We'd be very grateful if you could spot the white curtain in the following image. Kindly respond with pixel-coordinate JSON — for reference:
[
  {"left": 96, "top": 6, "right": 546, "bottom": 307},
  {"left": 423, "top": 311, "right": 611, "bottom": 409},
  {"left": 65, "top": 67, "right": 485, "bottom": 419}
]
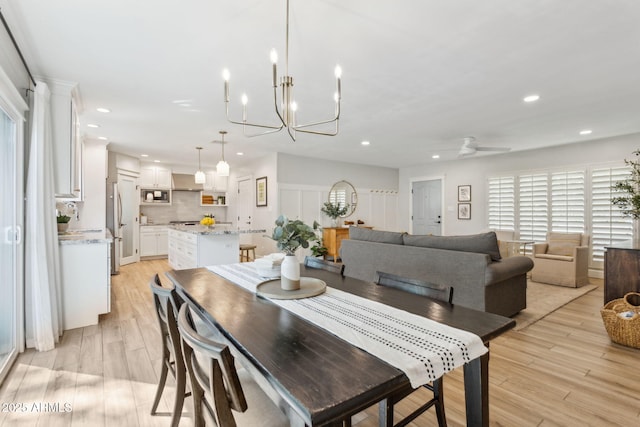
[{"left": 24, "top": 81, "right": 62, "bottom": 351}]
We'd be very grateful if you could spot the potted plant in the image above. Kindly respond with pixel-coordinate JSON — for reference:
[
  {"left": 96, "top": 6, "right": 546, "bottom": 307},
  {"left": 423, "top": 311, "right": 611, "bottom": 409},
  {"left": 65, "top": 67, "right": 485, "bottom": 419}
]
[
  {"left": 612, "top": 150, "right": 640, "bottom": 239},
  {"left": 269, "top": 215, "right": 320, "bottom": 290},
  {"left": 321, "top": 201, "right": 349, "bottom": 227},
  {"left": 310, "top": 224, "right": 328, "bottom": 257},
  {"left": 57, "top": 213, "right": 71, "bottom": 233}
]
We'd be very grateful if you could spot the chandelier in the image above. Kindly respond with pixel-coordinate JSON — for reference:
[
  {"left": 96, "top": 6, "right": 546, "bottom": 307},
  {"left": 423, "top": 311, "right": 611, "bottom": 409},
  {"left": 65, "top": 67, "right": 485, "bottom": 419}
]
[
  {"left": 194, "top": 147, "right": 205, "bottom": 184},
  {"left": 223, "top": 0, "right": 342, "bottom": 142},
  {"left": 215, "top": 131, "right": 230, "bottom": 177}
]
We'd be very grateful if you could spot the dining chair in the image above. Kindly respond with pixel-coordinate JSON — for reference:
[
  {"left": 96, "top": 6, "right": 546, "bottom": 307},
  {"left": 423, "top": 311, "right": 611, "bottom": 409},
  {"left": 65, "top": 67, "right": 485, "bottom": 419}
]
[
  {"left": 303, "top": 255, "right": 345, "bottom": 276},
  {"left": 149, "top": 274, "right": 189, "bottom": 427},
  {"left": 177, "top": 303, "right": 289, "bottom": 427},
  {"left": 374, "top": 270, "right": 453, "bottom": 427}
]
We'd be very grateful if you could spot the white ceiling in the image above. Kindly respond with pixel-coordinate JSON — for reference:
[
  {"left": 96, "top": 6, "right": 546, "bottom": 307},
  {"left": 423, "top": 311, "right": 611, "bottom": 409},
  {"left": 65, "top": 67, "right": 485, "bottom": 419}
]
[{"left": 4, "top": 0, "right": 640, "bottom": 170}]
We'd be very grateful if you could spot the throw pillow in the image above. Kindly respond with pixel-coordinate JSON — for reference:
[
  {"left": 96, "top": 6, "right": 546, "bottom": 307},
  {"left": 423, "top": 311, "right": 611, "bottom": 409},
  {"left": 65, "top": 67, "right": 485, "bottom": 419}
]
[
  {"left": 348, "top": 227, "right": 406, "bottom": 245},
  {"left": 546, "top": 232, "right": 582, "bottom": 256},
  {"left": 403, "top": 232, "right": 502, "bottom": 261}
]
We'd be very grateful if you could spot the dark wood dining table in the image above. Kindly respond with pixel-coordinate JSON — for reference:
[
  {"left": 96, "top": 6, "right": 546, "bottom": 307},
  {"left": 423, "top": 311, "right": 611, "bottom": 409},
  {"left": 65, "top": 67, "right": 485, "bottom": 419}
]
[{"left": 166, "top": 265, "right": 515, "bottom": 427}]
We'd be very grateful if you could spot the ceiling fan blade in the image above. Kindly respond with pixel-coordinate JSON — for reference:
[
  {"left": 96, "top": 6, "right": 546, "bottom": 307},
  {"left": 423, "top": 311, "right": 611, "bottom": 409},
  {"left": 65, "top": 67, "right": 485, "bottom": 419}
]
[{"left": 474, "top": 146, "right": 511, "bottom": 152}]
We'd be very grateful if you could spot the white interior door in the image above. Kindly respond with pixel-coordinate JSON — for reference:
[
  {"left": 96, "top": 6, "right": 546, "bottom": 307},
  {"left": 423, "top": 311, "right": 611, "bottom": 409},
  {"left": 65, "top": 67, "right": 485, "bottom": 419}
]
[
  {"left": 0, "top": 103, "right": 23, "bottom": 384},
  {"left": 117, "top": 173, "right": 139, "bottom": 265},
  {"left": 237, "top": 177, "right": 252, "bottom": 245},
  {"left": 412, "top": 179, "right": 442, "bottom": 235}
]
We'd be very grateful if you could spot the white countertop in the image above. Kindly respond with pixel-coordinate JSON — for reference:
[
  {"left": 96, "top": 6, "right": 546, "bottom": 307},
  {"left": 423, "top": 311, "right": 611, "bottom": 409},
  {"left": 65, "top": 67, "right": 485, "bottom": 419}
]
[
  {"left": 168, "top": 224, "right": 266, "bottom": 236},
  {"left": 58, "top": 229, "right": 113, "bottom": 245}
]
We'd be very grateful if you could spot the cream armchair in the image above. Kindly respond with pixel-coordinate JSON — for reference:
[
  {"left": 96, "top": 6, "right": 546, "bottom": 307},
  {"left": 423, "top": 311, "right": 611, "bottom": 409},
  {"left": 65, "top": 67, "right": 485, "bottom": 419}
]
[{"left": 530, "top": 232, "right": 590, "bottom": 287}]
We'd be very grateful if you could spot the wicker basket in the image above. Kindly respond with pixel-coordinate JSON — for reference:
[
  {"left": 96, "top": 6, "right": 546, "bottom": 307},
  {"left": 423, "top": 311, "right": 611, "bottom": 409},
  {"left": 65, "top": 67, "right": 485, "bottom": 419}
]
[{"left": 600, "top": 292, "right": 640, "bottom": 349}]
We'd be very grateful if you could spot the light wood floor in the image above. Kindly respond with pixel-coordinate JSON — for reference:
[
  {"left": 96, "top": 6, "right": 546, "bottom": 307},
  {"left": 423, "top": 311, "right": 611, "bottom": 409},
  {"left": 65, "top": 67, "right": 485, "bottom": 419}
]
[{"left": 1, "top": 259, "right": 639, "bottom": 426}]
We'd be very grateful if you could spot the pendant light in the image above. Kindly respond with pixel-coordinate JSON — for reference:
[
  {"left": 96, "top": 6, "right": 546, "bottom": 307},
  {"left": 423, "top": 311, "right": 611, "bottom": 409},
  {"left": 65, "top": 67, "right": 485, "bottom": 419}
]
[
  {"left": 194, "top": 147, "right": 206, "bottom": 184},
  {"left": 216, "top": 131, "right": 230, "bottom": 177}
]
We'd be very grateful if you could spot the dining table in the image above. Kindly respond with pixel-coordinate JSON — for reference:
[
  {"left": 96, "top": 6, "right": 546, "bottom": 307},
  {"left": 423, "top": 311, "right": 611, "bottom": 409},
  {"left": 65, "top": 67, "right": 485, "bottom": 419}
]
[{"left": 166, "top": 264, "right": 515, "bottom": 427}]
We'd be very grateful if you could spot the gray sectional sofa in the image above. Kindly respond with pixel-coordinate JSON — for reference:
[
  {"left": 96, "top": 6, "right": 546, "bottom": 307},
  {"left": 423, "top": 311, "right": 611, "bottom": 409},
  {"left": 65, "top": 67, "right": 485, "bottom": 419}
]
[{"left": 340, "top": 228, "right": 534, "bottom": 317}]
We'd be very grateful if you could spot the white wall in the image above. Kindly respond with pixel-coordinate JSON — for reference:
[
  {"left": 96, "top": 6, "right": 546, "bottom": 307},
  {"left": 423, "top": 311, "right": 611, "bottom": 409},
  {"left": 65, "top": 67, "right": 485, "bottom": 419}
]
[
  {"left": 399, "top": 133, "right": 640, "bottom": 235},
  {"left": 226, "top": 152, "right": 279, "bottom": 255}
]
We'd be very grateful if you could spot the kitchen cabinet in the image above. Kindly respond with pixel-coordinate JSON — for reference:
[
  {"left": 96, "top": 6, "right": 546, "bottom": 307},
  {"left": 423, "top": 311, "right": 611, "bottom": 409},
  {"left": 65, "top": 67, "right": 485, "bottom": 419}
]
[
  {"left": 204, "top": 171, "right": 228, "bottom": 192},
  {"left": 140, "top": 225, "right": 169, "bottom": 257},
  {"left": 139, "top": 164, "right": 172, "bottom": 188},
  {"left": 59, "top": 238, "right": 111, "bottom": 330},
  {"left": 50, "top": 80, "right": 83, "bottom": 199}
]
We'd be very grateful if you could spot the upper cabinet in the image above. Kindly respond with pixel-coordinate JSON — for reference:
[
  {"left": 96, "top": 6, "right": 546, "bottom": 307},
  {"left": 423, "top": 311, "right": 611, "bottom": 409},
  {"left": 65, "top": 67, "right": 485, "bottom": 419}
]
[
  {"left": 204, "top": 171, "right": 228, "bottom": 192},
  {"left": 139, "top": 164, "right": 172, "bottom": 188},
  {"left": 50, "top": 80, "right": 83, "bottom": 199}
]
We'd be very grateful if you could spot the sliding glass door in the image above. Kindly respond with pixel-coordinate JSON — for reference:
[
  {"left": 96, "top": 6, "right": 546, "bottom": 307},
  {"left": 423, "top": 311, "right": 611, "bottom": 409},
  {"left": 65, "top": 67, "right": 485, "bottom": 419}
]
[{"left": 0, "top": 102, "right": 22, "bottom": 384}]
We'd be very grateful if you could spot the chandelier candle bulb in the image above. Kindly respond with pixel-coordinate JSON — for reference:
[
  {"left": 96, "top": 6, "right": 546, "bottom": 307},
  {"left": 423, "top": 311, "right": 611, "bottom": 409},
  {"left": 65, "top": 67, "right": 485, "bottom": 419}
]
[{"left": 223, "top": 69, "right": 230, "bottom": 102}]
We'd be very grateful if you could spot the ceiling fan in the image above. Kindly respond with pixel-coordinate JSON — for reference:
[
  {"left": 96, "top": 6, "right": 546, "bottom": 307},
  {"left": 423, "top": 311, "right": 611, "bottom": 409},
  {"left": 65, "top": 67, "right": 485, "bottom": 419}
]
[{"left": 458, "top": 136, "right": 511, "bottom": 157}]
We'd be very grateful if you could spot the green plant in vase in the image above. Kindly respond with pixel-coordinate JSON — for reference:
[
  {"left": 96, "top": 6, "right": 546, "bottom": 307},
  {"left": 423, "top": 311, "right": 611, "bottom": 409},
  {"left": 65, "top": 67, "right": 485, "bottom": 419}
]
[
  {"left": 57, "top": 213, "right": 71, "bottom": 232},
  {"left": 321, "top": 201, "right": 349, "bottom": 227},
  {"left": 269, "top": 215, "right": 320, "bottom": 290}
]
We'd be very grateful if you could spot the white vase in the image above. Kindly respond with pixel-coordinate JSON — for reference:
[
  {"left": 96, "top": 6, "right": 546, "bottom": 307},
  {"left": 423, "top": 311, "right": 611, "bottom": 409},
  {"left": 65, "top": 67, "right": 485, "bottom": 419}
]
[
  {"left": 634, "top": 218, "right": 640, "bottom": 242},
  {"left": 281, "top": 255, "right": 301, "bottom": 291},
  {"left": 331, "top": 217, "right": 339, "bottom": 228}
]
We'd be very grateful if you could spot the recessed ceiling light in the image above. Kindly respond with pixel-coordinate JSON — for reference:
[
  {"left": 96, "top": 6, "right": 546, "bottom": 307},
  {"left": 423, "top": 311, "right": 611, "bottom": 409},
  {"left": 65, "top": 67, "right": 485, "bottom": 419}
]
[
  {"left": 361, "top": 140, "right": 370, "bottom": 146},
  {"left": 98, "top": 136, "right": 108, "bottom": 141},
  {"left": 579, "top": 129, "right": 593, "bottom": 135},
  {"left": 432, "top": 154, "right": 440, "bottom": 159},
  {"left": 96, "top": 107, "right": 111, "bottom": 113},
  {"left": 141, "top": 154, "right": 149, "bottom": 157},
  {"left": 236, "top": 152, "right": 244, "bottom": 156},
  {"left": 87, "top": 123, "right": 100, "bottom": 128},
  {"left": 523, "top": 94, "right": 540, "bottom": 103},
  {"left": 153, "top": 160, "right": 161, "bottom": 163}
]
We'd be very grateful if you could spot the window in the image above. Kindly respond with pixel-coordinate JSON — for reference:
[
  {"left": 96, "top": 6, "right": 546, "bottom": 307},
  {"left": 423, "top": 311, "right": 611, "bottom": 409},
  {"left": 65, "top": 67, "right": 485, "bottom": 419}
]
[
  {"left": 591, "top": 167, "right": 633, "bottom": 264},
  {"left": 551, "top": 171, "right": 584, "bottom": 233},
  {"left": 519, "top": 173, "right": 548, "bottom": 242},
  {"left": 487, "top": 176, "right": 515, "bottom": 230},
  {"left": 488, "top": 165, "right": 630, "bottom": 267}
]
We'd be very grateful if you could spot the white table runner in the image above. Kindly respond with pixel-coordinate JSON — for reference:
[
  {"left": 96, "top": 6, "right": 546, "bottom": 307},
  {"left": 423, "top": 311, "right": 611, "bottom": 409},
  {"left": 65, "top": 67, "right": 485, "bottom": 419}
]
[{"left": 207, "top": 263, "right": 488, "bottom": 388}]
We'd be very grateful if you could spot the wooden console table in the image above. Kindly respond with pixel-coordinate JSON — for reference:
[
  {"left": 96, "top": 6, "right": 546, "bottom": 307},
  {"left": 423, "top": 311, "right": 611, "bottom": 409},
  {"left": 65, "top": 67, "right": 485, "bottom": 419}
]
[
  {"left": 323, "top": 226, "right": 372, "bottom": 261},
  {"left": 604, "top": 240, "right": 640, "bottom": 303}
]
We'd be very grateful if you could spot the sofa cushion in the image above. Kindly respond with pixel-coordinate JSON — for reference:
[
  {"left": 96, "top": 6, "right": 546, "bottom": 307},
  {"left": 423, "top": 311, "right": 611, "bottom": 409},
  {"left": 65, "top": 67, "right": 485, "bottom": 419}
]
[
  {"left": 546, "top": 232, "right": 582, "bottom": 256},
  {"left": 403, "top": 232, "right": 502, "bottom": 261},
  {"left": 348, "top": 227, "right": 406, "bottom": 245},
  {"left": 536, "top": 253, "right": 574, "bottom": 262}
]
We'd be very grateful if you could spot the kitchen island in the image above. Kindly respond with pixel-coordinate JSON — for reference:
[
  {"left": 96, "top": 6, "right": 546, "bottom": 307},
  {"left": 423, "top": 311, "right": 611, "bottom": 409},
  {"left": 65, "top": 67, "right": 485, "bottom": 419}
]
[{"left": 168, "top": 224, "right": 266, "bottom": 270}]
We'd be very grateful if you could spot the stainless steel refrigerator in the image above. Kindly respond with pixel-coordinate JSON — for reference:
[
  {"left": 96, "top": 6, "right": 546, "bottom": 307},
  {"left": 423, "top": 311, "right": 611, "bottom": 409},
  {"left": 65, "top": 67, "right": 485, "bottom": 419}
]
[{"left": 106, "top": 181, "right": 121, "bottom": 274}]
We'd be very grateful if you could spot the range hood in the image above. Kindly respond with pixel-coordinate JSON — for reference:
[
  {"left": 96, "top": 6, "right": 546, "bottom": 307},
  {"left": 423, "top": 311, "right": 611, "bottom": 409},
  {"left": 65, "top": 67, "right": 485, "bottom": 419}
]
[{"left": 172, "top": 173, "right": 203, "bottom": 191}]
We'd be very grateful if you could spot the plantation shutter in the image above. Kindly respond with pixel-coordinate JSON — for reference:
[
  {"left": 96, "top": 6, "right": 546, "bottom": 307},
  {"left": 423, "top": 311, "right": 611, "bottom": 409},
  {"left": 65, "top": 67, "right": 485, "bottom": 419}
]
[
  {"left": 329, "top": 189, "right": 347, "bottom": 210},
  {"left": 551, "top": 170, "right": 585, "bottom": 232},
  {"left": 487, "top": 176, "right": 515, "bottom": 230},
  {"left": 591, "top": 166, "right": 633, "bottom": 264},
  {"left": 519, "top": 173, "right": 548, "bottom": 241}
]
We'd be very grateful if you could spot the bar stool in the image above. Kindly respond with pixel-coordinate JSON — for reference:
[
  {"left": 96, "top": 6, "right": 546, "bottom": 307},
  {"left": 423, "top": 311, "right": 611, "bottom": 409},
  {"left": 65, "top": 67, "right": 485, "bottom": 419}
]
[{"left": 239, "top": 244, "right": 256, "bottom": 262}]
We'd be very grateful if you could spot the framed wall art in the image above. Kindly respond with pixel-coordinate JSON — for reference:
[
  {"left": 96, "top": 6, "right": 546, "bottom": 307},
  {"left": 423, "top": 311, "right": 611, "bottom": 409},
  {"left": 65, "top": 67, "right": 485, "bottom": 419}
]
[
  {"left": 458, "top": 203, "right": 471, "bottom": 220},
  {"left": 458, "top": 185, "right": 471, "bottom": 202},
  {"left": 256, "top": 176, "right": 268, "bottom": 207}
]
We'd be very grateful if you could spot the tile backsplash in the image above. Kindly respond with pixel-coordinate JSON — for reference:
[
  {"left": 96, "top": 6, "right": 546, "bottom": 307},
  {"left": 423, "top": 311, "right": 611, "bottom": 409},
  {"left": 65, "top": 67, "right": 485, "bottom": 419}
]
[{"left": 140, "top": 191, "right": 230, "bottom": 225}]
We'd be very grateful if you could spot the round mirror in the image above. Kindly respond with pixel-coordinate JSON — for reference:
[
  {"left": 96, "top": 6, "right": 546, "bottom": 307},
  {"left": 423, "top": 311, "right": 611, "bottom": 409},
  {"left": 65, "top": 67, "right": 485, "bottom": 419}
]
[{"left": 328, "top": 180, "right": 357, "bottom": 217}]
